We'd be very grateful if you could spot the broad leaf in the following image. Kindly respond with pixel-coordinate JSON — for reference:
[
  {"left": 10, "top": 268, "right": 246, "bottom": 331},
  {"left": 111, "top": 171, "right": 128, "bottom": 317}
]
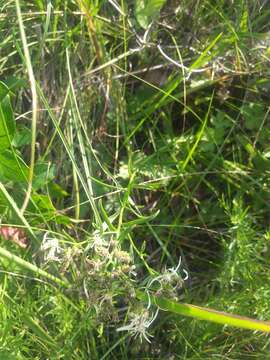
[
  {"left": 32, "top": 193, "right": 56, "bottom": 214},
  {"left": 241, "top": 102, "right": 265, "bottom": 130},
  {"left": 135, "top": 0, "right": 166, "bottom": 29},
  {"left": 0, "top": 150, "right": 28, "bottom": 182},
  {"left": 32, "top": 162, "right": 56, "bottom": 190},
  {"left": 12, "top": 126, "right": 32, "bottom": 148}
]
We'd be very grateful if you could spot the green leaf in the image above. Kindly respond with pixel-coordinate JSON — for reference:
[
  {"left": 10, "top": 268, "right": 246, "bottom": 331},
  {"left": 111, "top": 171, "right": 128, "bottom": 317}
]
[
  {"left": 0, "top": 82, "right": 15, "bottom": 151},
  {"left": 4, "top": 77, "right": 27, "bottom": 94},
  {"left": 135, "top": 0, "right": 166, "bottom": 29},
  {"left": 21, "top": 314, "right": 57, "bottom": 349},
  {"left": 32, "top": 162, "right": 55, "bottom": 190},
  {"left": 137, "top": 291, "right": 270, "bottom": 333},
  {"left": 30, "top": 193, "right": 70, "bottom": 224},
  {"left": 211, "top": 111, "right": 231, "bottom": 129},
  {"left": 0, "top": 182, "right": 37, "bottom": 240},
  {"left": 0, "top": 82, "right": 10, "bottom": 101},
  {"left": 32, "top": 193, "right": 56, "bottom": 214},
  {"left": 0, "top": 189, "right": 9, "bottom": 214},
  {"left": 54, "top": 214, "right": 72, "bottom": 225},
  {"left": 0, "top": 351, "right": 22, "bottom": 360},
  {"left": 48, "top": 182, "right": 69, "bottom": 199},
  {"left": 252, "top": 151, "right": 270, "bottom": 171},
  {"left": 240, "top": 9, "right": 248, "bottom": 32},
  {"left": 12, "top": 126, "right": 32, "bottom": 148},
  {"left": 241, "top": 102, "right": 265, "bottom": 130},
  {"left": 0, "top": 150, "right": 28, "bottom": 182},
  {"left": 0, "top": 245, "right": 68, "bottom": 287},
  {"left": 190, "top": 32, "right": 223, "bottom": 70},
  {"left": 33, "top": 0, "right": 45, "bottom": 11}
]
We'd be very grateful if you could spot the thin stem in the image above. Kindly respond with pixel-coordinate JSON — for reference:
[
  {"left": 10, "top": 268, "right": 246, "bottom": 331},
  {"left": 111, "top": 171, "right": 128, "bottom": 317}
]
[{"left": 15, "top": 0, "right": 38, "bottom": 215}]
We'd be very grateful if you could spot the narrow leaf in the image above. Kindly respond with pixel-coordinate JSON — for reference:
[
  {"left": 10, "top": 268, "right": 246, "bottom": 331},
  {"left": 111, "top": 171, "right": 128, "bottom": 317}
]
[
  {"left": 0, "top": 82, "right": 15, "bottom": 151},
  {"left": 137, "top": 291, "right": 270, "bottom": 333},
  {"left": 0, "top": 246, "right": 69, "bottom": 288},
  {"left": 21, "top": 314, "right": 57, "bottom": 349}
]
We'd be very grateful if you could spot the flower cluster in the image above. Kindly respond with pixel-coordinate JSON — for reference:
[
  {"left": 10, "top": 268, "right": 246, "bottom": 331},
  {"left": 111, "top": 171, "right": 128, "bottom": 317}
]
[
  {"left": 147, "top": 257, "right": 189, "bottom": 296},
  {"left": 117, "top": 257, "right": 189, "bottom": 342}
]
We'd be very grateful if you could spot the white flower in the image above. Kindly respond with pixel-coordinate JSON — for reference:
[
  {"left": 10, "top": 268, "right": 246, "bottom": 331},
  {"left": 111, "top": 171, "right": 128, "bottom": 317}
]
[
  {"left": 147, "top": 257, "right": 189, "bottom": 292},
  {"left": 89, "top": 230, "right": 111, "bottom": 256},
  {"left": 40, "top": 232, "right": 63, "bottom": 263},
  {"left": 117, "top": 308, "right": 159, "bottom": 343}
]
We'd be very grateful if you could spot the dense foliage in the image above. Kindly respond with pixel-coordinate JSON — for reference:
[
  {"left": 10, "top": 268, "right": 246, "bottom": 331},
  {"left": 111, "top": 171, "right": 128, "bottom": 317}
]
[{"left": 0, "top": 1, "right": 270, "bottom": 358}]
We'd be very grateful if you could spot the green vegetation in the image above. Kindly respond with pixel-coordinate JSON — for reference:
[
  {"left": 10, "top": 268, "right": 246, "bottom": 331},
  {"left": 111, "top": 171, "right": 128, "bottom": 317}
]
[{"left": 0, "top": 0, "right": 270, "bottom": 358}]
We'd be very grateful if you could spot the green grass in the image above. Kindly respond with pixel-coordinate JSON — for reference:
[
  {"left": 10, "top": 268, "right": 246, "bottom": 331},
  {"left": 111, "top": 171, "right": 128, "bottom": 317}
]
[{"left": 0, "top": 0, "right": 270, "bottom": 358}]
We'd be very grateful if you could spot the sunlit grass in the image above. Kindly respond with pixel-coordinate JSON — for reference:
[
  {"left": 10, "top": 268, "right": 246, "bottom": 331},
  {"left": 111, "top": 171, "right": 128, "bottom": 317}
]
[{"left": 0, "top": 0, "right": 270, "bottom": 358}]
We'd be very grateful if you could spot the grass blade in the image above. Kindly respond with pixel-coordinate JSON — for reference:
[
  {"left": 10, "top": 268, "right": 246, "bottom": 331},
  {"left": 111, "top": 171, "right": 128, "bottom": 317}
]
[
  {"left": 0, "top": 246, "right": 69, "bottom": 288},
  {"left": 137, "top": 291, "right": 270, "bottom": 333}
]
